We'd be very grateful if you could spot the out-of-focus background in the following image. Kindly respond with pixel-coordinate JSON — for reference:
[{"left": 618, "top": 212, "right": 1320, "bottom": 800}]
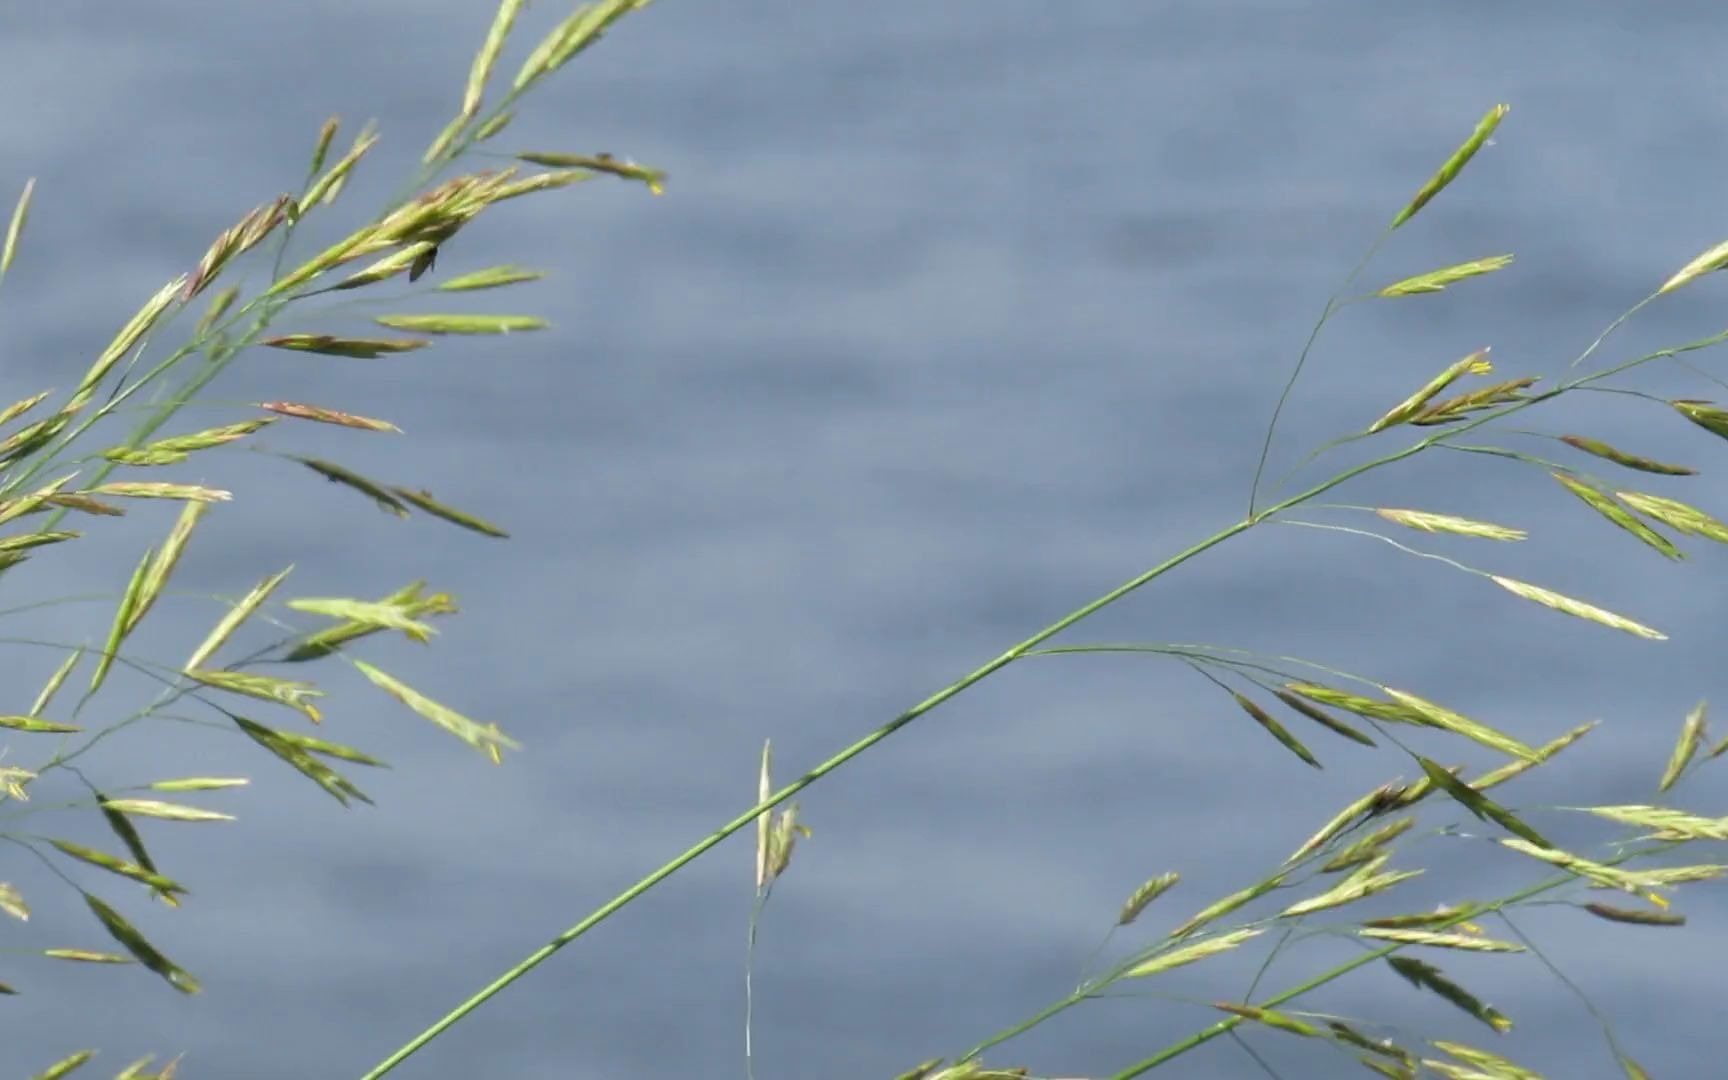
[{"left": 2, "top": 3, "right": 1726, "bottom": 1077}]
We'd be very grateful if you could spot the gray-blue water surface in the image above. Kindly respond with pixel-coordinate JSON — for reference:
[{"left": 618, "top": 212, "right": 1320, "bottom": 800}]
[{"left": 2, "top": 2, "right": 1726, "bottom": 1077}]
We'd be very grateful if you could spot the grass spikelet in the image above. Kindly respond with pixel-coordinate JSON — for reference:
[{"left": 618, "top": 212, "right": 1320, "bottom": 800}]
[
  {"left": 1550, "top": 472, "right": 1681, "bottom": 560},
  {"left": 28, "top": 1050, "right": 96, "bottom": 1079},
  {"left": 1374, "top": 508, "right": 1526, "bottom": 541},
  {"left": 437, "top": 265, "right": 545, "bottom": 291},
  {"left": 1658, "top": 238, "right": 1728, "bottom": 295},
  {"left": 1658, "top": 700, "right": 1708, "bottom": 792},
  {"left": 185, "top": 669, "right": 324, "bottom": 724},
  {"left": 195, "top": 286, "right": 239, "bottom": 337},
  {"left": 233, "top": 716, "right": 372, "bottom": 807},
  {"left": 1, "top": 177, "right": 33, "bottom": 279},
  {"left": 1118, "top": 872, "right": 1180, "bottom": 926},
  {"left": 31, "top": 647, "right": 82, "bottom": 717},
  {"left": 83, "top": 894, "right": 199, "bottom": 994},
  {"left": 1497, "top": 838, "right": 1712, "bottom": 901},
  {"left": 1576, "top": 804, "right": 1728, "bottom": 841},
  {"left": 1488, "top": 575, "right": 1665, "bottom": 640},
  {"left": 352, "top": 659, "right": 518, "bottom": 762},
  {"left": 184, "top": 194, "right": 293, "bottom": 299},
  {"left": 1272, "top": 689, "right": 1377, "bottom": 746},
  {"left": 1390, "top": 104, "right": 1509, "bottom": 229},
  {"left": 1376, "top": 255, "right": 1514, "bottom": 297},
  {"left": 308, "top": 116, "right": 340, "bottom": 176},
  {"left": 1211, "top": 1002, "right": 1321, "bottom": 1038},
  {"left": 91, "top": 548, "right": 152, "bottom": 693},
  {"left": 1614, "top": 490, "right": 1728, "bottom": 544},
  {"left": 1416, "top": 756, "right": 1551, "bottom": 847},
  {"left": 1410, "top": 376, "right": 1539, "bottom": 425},
  {"left": 389, "top": 487, "right": 510, "bottom": 538},
  {"left": 284, "top": 581, "right": 455, "bottom": 661},
  {"left": 1168, "top": 875, "right": 1286, "bottom": 938},
  {"left": 1387, "top": 956, "right": 1513, "bottom": 1033},
  {"left": 1582, "top": 902, "right": 1686, "bottom": 927},
  {"left": 1382, "top": 688, "right": 1539, "bottom": 761},
  {"left": 515, "top": 151, "right": 667, "bottom": 195},
  {"left": 1358, "top": 927, "right": 1524, "bottom": 953},
  {"left": 762, "top": 803, "right": 809, "bottom": 885},
  {"left": 1672, "top": 397, "right": 1728, "bottom": 440},
  {"left": 1124, "top": 928, "right": 1262, "bottom": 979},
  {"left": 185, "top": 567, "right": 294, "bottom": 671},
  {"left": 755, "top": 740, "right": 773, "bottom": 890},
  {"left": 512, "top": 0, "right": 654, "bottom": 91},
  {"left": 68, "top": 276, "right": 186, "bottom": 411},
  {"left": 1363, "top": 905, "right": 1478, "bottom": 930},
  {"left": 288, "top": 456, "right": 409, "bottom": 517},
  {"left": 1232, "top": 692, "right": 1321, "bottom": 768},
  {"left": 1280, "top": 858, "right": 1421, "bottom": 917},
  {"left": 372, "top": 313, "right": 548, "bottom": 335},
  {"left": 1471, "top": 721, "right": 1596, "bottom": 792},
  {"left": 0, "top": 715, "right": 80, "bottom": 733},
  {"left": 1368, "top": 349, "right": 1493, "bottom": 434},
  {"left": 263, "top": 334, "right": 432, "bottom": 358},
  {"left": 1321, "top": 816, "right": 1415, "bottom": 873},
  {"left": 300, "top": 123, "right": 379, "bottom": 213},
  {"left": 1328, "top": 1021, "right": 1417, "bottom": 1068},
  {"left": 97, "top": 798, "right": 234, "bottom": 823},
  {"left": 259, "top": 401, "right": 399, "bottom": 433},
  {"left": 91, "top": 482, "right": 230, "bottom": 503},
  {"left": 287, "top": 597, "right": 437, "bottom": 643},
  {"left": 103, "top": 419, "right": 274, "bottom": 467},
  {"left": 0, "top": 388, "right": 51, "bottom": 429},
  {"left": 1283, "top": 682, "right": 1428, "bottom": 724},
  {"left": 126, "top": 501, "right": 208, "bottom": 634},
  {"left": 1560, "top": 435, "right": 1695, "bottom": 476},
  {"left": 1427, "top": 1041, "right": 1538, "bottom": 1079},
  {"left": 1287, "top": 783, "right": 1399, "bottom": 865}
]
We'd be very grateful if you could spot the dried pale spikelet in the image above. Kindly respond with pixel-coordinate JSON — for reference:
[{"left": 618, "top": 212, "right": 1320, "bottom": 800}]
[
  {"left": 1375, "top": 508, "right": 1525, "bottom": 541},
  {"left": 1321, "top": 816, "right": 1415, "bottom": 873},
  {"left": 763, "top": 804, "right": 809, "bottom": 884},
  {"left": 1635, "top": 864, "right": 1727, "bottom": 886},
  {"left": 1471, "top": 720, "right": 1596, "bottom": 791},
  {"left": 1212, "top": 1002, "right": 1321, "bottom": 1038},
  {"left": 1658, "top": 700, "right": 1708, "bottom": 792},
  {"left": 1124, "top": 928, "right": 1262, "bottom": 979},
  {"left": 1658, "top": 237, "right": 1728, "bottom": 295},
  {"left": 90, "top": 799, "right": 234, "bottom": 824},
  {"left": 259, "top": 401, "right": 400, "bottom": 432},
  {"left": 1560, "top": 434, "right": 1695, "bottom": 476},
  {"left": 1270, "top": 689, "right": 1376, "bottom": 746},
  {"left": 1168, "top": 875, "right": 1286, "bottom": 938},
  {"left": 287, "top": 599, "right": 437, "bottom": 643},
  {"left": 92, "top": 482, "right": 231, "bottom": 502},
  {"left": 1578, "top": 805, "right": 1728, "bottom": 841},
  {"left": 1551, "top": 472, "right": 1682, "bottom": 560},
  {"left": 1391, "top": 104, "right": 1509, "bottom": 229},
  {"left": 1368, "top": 349, "right": 1492, "bottom": 434},
  {"left": 1615, "top": 490, "right": 1728, "bottom": 544},
  {"left": 0, "top": 881, "right": 28, "bottom": 919},
  {"left": 755, "top": 740, "right": 772, "bottom": 890},
  {"left": 1387, "top": 956, "right": 1513, "bottom": 1033},
  {"left": 148, "top": 778, "right": 249, "bottom": 793},
  {"left": 1358, "top": 927, "right": 1524, "bottom": 953},
  {"left": 1, "top": 176, "right": 34, "bottom": 277},
  {"left": 1233, "top": 692, "right": 1321, "bottom": 768},
  {"left": 1117, "top": 871, "right": 1179, "bottom": 926},
  {"left": 1583, "top": 902, "right": 1686, "bottom": 927},
  {"left": 1409, "top": 376, "right": 1539, "bottom": 425},
  {"left": 31, "top": 647, "right": 82, "bottom": 717},
  {"left": 1488, "top": 575, "right": 1665, "bottom": 640},
  {"left": 1279, "top": 860, "right": 1421, "bottom": 917},
  {"left": 1385, "top": 688, "right": 1539, "bottom": 761},
  {"left": 1376, "top": 255, "right": 1513, "bottom": 297}
]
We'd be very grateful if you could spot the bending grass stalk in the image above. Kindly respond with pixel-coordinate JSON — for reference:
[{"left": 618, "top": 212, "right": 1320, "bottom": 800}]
[{"left": 359, "top": 289, "right": 1702, "bottom": 1076}]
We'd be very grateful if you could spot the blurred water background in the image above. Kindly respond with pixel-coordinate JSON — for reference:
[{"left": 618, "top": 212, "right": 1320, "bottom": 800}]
[{"left": 3, "top": 3, "right": 1727, "bottom": 1077}]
